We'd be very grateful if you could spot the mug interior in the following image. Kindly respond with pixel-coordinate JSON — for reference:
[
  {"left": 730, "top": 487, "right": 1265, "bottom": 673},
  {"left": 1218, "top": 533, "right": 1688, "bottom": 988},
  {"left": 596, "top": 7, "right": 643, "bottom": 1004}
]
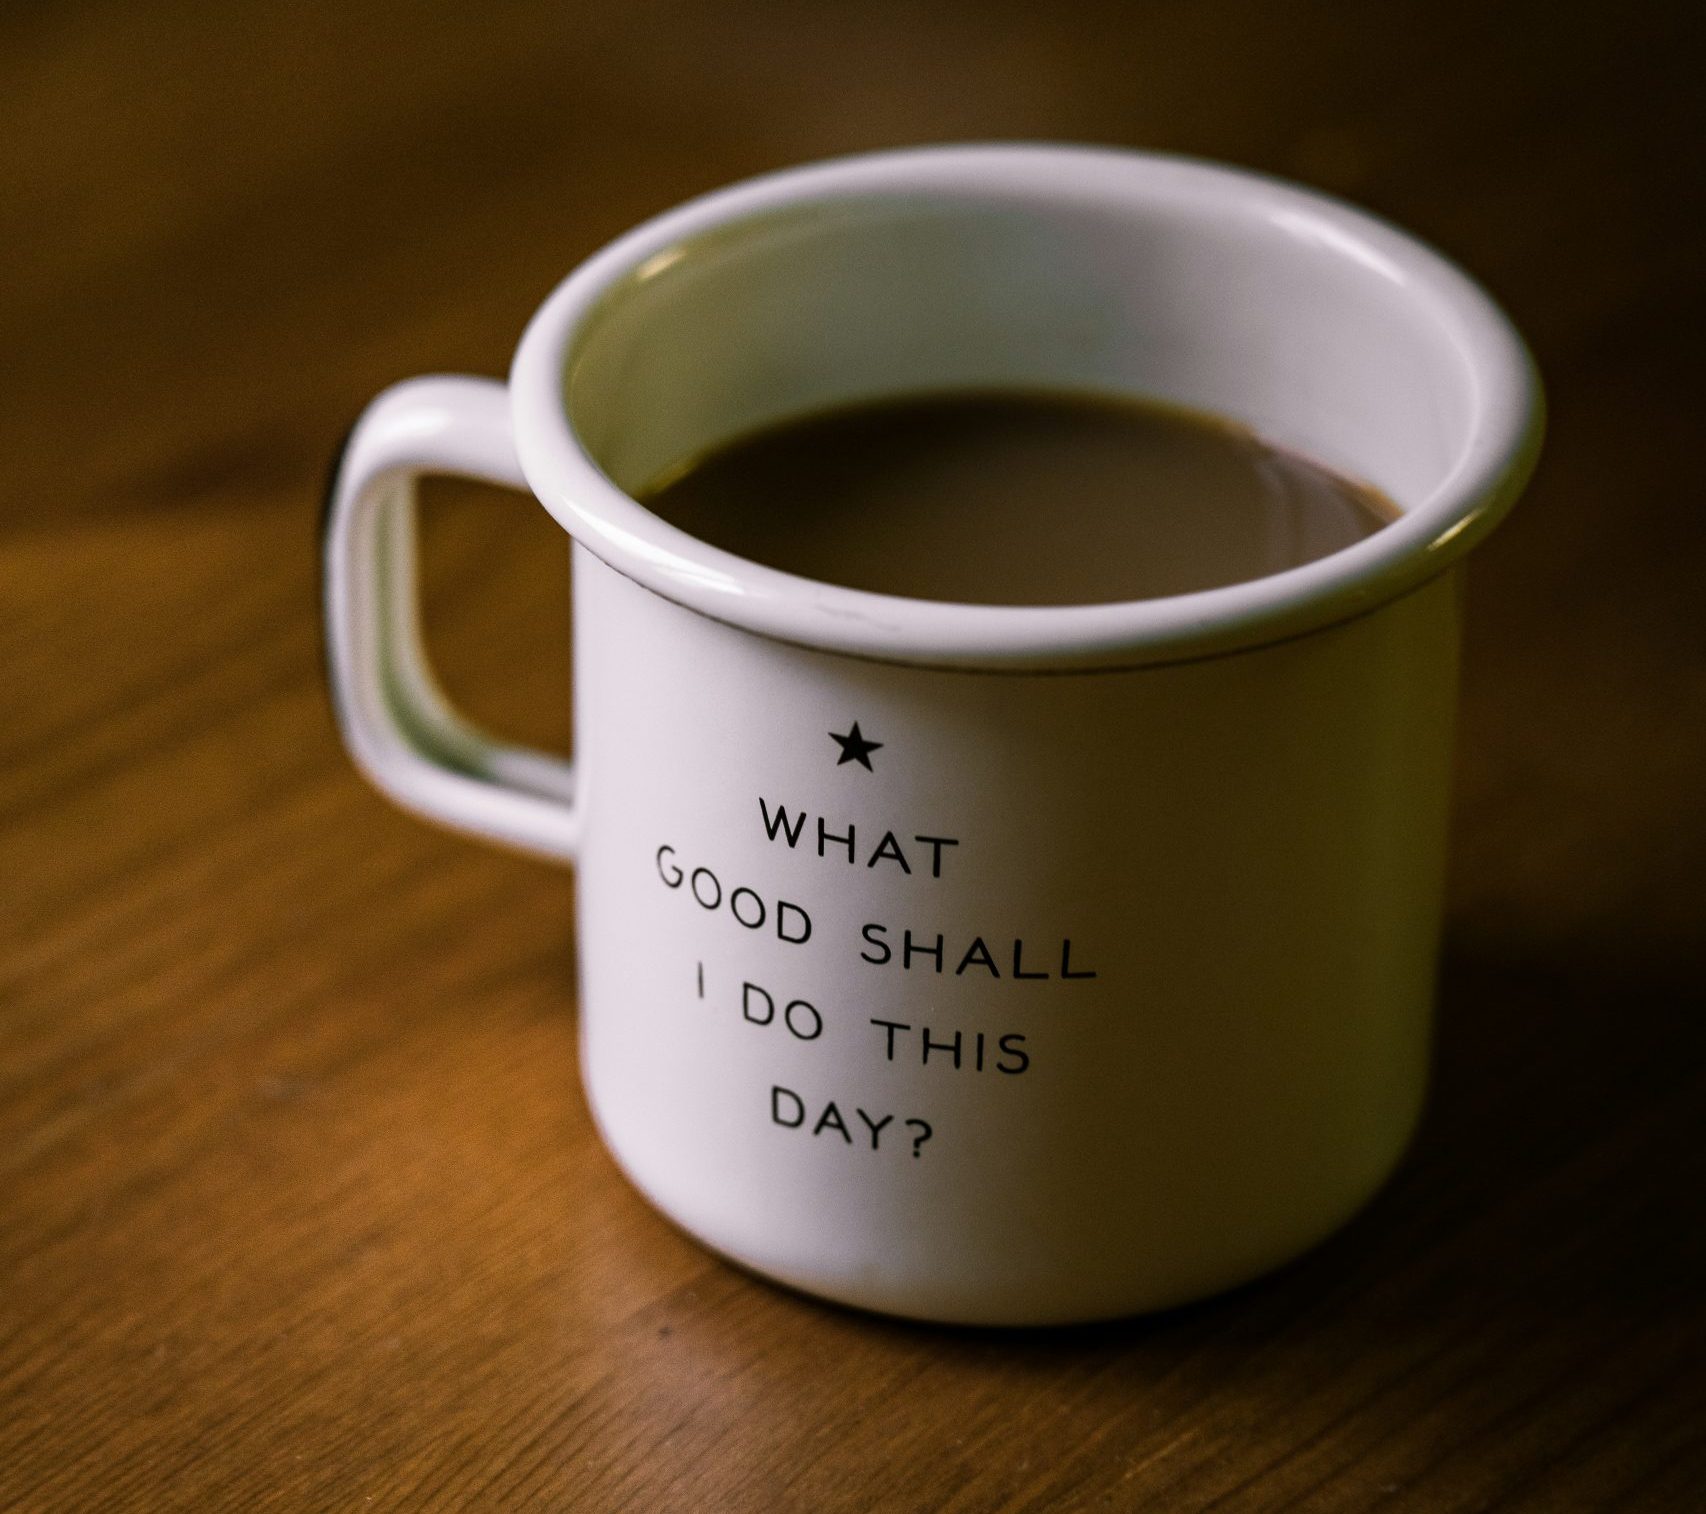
[{"left": 568, "top": 176, "right": 1475, "bottom": 513}]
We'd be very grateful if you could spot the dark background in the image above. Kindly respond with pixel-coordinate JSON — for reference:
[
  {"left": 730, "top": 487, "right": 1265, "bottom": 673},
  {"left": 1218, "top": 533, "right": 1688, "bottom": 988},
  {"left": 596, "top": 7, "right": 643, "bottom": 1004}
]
[{"left": 3, "top": 2, "right": 1703, "bottom": 1508}]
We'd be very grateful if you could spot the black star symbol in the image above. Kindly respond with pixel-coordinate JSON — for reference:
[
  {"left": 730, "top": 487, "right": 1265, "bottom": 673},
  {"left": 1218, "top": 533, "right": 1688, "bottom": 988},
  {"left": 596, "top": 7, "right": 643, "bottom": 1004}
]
[{"left": 829, "top": 722, "right": 883, "bottom": 771}]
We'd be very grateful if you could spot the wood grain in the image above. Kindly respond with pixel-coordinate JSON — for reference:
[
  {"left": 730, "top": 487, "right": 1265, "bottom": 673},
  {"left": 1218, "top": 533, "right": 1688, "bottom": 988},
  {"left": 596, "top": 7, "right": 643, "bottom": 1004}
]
[{"left": 3, "top": 1, "right": 1703, "bottom": 1508}]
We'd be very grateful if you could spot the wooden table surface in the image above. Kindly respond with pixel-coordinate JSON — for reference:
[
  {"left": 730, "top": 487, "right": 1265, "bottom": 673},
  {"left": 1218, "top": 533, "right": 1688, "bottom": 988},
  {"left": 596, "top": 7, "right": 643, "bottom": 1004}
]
[{"left": 4, "top": 2, "right": 1703, "bottom": 1508}]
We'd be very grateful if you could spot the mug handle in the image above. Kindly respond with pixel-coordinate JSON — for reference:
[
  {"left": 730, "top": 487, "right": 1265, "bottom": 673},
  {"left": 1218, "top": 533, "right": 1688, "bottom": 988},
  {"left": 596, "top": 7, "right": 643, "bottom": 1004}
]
[{"left": 321, "top": 375, "right": 581, "bottom": 864}]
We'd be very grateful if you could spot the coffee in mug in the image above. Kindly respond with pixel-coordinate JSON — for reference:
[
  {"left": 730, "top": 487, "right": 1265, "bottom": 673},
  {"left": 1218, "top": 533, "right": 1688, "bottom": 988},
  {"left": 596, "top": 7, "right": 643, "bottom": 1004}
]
[{"left": 640, "top": 389, "right": 1399, "bottom": 605}]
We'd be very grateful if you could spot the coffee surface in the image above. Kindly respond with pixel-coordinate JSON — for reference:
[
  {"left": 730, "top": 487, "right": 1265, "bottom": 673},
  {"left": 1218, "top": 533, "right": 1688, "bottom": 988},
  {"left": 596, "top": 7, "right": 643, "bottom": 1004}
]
[{"left": 639, "top": 390, "right": 1398, "bottom": 605}]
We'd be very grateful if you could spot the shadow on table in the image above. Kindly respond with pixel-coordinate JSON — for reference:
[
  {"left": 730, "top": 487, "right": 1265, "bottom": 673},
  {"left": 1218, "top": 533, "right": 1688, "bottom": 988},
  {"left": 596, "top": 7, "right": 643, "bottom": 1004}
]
[{"left": 860, "top": 934, "right": 1706, "bottom": 1365}]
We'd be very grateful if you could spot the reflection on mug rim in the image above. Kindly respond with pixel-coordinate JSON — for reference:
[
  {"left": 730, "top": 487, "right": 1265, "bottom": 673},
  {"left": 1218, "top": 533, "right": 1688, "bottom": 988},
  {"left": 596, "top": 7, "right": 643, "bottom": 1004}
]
[{"left": 510, "top": 142, "right": 1544, "bottom": 672}]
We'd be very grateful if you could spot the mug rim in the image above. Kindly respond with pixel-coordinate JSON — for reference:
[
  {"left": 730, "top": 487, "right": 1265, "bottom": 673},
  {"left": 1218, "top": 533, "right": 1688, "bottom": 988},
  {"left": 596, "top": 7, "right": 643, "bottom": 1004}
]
[{"left": 509, "top": 142, "right": 1544, "bottom": 671}]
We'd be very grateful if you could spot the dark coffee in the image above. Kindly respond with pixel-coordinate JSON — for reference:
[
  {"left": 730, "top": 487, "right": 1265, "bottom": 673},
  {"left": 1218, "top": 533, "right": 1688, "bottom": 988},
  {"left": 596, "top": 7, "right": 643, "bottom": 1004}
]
[{"left": 639, "top": 390, "right": 1398, "bottom": 605}]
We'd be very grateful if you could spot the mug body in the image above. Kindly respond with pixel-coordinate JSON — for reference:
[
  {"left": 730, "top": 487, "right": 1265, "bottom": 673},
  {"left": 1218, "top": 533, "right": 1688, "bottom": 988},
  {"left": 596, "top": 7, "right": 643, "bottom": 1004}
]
[{"left": 573, "top": 552, "right": 1461, "bottom": 1324}]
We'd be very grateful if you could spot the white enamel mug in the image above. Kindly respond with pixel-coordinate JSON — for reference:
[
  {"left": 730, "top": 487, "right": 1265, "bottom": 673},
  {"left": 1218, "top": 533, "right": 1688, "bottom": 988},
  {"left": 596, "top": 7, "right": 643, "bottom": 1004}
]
[{"left": 323, "top": 144, "right": 1542, "bottom": 1326}]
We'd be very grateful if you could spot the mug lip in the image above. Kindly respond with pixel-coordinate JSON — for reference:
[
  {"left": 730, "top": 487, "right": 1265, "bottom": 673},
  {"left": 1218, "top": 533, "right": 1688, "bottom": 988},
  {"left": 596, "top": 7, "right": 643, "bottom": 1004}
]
[{"left": 509, "top": 142, "right": 1544, "bottom": 672}]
